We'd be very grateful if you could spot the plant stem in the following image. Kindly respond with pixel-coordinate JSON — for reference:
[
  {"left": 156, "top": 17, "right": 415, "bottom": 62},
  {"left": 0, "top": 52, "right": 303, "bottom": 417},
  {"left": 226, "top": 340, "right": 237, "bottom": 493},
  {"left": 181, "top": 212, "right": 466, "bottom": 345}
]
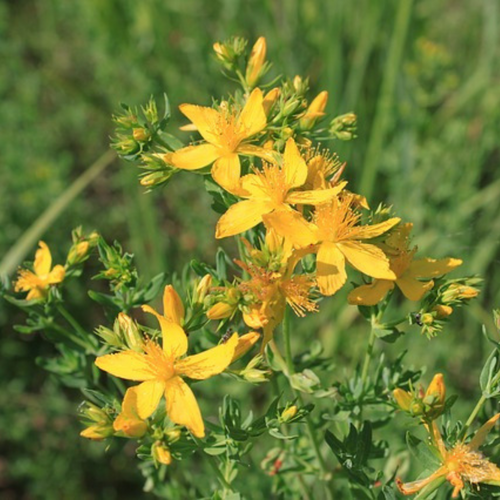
[
  {"left": 360, "top": 320, "right": 377, "bottom": 387},
  {"left": 462, "top": 394, "right": 487, "bottom": 439},
  {"left": 48, "top": 322, "right": 90, "bottom": 351},
  {"left": 200, "top": 447, "right": 233, "bottom": 492},
  {"left": 281, "top": 309, "right": 333, "bottom": 499},
  {"left": 0, "top": 150, "right": 115, "bottom": 277},
  {"left": 57, "top": 304, "right": 97, "bottom": 352}
]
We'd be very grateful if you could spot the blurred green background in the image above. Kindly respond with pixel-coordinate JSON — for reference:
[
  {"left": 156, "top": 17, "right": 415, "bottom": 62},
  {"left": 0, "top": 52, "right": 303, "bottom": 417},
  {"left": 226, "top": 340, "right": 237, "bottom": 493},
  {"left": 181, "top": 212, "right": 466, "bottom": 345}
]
[{"left": 1, "top": 0, "right": 499, "bottom": 498}]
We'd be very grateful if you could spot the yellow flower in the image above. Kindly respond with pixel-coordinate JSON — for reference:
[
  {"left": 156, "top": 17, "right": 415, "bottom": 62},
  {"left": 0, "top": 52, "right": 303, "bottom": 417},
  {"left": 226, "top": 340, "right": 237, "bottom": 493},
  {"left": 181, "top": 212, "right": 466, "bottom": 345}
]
[
  {"left": 397, "top": 414, "right": 500, "bottom": 498},
  {"left": 14, "top": 241, "right": 65, "bottom": 300},
  {"left": 169, "top": 88, "right": 273, "bottom": 193},
  {"left": 348, "top": 223, "right": 462, "bottom": 305},
  {"left": 95, "top": 285, "right": 238, "bottom": 438},
  {"left": 216, "top": 138, "right": 343, "bottom": 240}
]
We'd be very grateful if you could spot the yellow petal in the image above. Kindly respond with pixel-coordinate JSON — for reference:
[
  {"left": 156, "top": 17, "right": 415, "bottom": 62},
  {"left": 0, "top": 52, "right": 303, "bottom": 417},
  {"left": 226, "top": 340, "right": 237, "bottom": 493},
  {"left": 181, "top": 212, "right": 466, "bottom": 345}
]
[
  {"left": 211, "top": 154, "right": 241, "bottom": 194},
  {"left": 175, "top": 333, "right": 238, "bottom": 379},
  {"left": 317, "top": 242, "right": 347, "bottom": 296},
  {"left": 113, "top": 387, "right": 149, "bottom": 437},
  {"left": 178, "top": 104, "right": 221, "bottom": 144},
  {"left": 95, "top": 351, "right": 154, "bottom": 381},
  {"left": 352, "top": 217, "right": 401, "bottom": 240},
  {"left": 262, "top": 209, "right": 318, "bottom": 248},
  {"left": 240, "top": 173, "right": 268, "bottom": 199},
  {"left": 237, "top": 88, "right": 266, "bottom": 138},
  {"left": 46, "top": 265, "right": 65, "bottom": 284},
  {"left": 231, "top": 332, "right": 261, "bottom": 362},
  {"left": 396, "top": 276, "right": 434, "bottom": 301},
  {"left": 163, "top": 285, "right": 184, "bottom": 325},
  {"left": 282, "top": 138, "right": 307, "bottom": 189},
  {"left": 164, "top": 376, "right": 205, "bottom": 438},
  {"left": 238, "top": 144, "right": 277, "bottom": 163},
  {"left": 408, "top": 257, "right": 462, "bottom": 278},
  {"left": 170, "top": 143, "right": 220, "bottom": 170},
  {"left": 34, "top": 241, "right": 52, "bottom": 276},
  {"left": 468, "top": 413, "right": 500, "bottom": 450},
  {"left": 133, "top": 380, "right": 166, "bottom": 420},
  {"left": 142, "top": 305, "right": 188, "bottom": 358},
  {"left": 396, "top": 470, "right": 447, "bottom": 496},
  {"left": 338, "top": 241, "right": 395, "bottom": 280},
  {"left": 215, "top": 200, "right": 273, "bottom": 239},
  {"left": 286, "top": 183, "right": 345, "bottom": 206},
  {"left": 347, "top": 280, "right": 395, "bottom": 306}
]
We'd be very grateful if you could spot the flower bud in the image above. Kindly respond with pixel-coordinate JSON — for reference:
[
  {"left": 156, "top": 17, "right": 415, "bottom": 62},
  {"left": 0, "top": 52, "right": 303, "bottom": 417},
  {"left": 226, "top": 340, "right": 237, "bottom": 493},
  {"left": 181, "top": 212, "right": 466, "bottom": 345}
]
[
  {"left": 432, "top": 304, "right": 453, "bottom": 319},
  {"left": 117, "top": 313, "right": 143, "bottom": 351},
  {"left": 280, "top": 405, "right": 298, "bottom": 422},
  {"left": 263, "top": 87, "right": 280, "bottom": 115},
  {"left": 163, "top": 285, "right": 185, "bottom": 325},
  {"left": 194, "top": 274, "right": 212, "bottom": 304},
  {"left": 424, "top": 373, "right": 445, "bottom": 407},
  {"left": 152, "top": 442, "right": 172, "bottom": 465},
  {"left": 165, "top": 428, "right": 182, "bottom": 443},
  {"left": 132, "top": 127, "right": 150, "bottom": 142},
  {"left": 207, "top": 302, "right": 236, "bottom": 320},
  {"left": 329, "top": 113, "right": 357, "bottom": 141},
  {"left": 246, "top": 37, "right": 267, "bottom": 88},
  {"left": 80, "top": 424, "right": 114, "bottom": 441},
  {"left": 393, "top": 388, "right": 413, "bottom": 412},
  {"left": 67, "top": 241, "right": 90, "bottom": 266},
  {"left": 300, "top": 91, "right": 328, "bottom": 130}
]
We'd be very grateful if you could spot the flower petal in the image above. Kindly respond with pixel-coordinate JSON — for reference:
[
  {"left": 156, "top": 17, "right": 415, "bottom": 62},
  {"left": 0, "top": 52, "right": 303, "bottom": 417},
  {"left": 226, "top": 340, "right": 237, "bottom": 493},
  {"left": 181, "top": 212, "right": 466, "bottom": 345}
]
[
  {"left": 211, "top": 154, "right": 241, "bottom": 194},
  {"left": 164, "top": 376, "right": 205, "bottom": 438},
  {"left": 95, "top": 351, "right": 154, "bottom": 381},
  {"left": 237, "top": 88, "right": 266, "bottom": 138},
  {"left": 113, "top": 387, "right": 149, "bottom": 437},
  {"left": 352, "top": 217, "right": 401, "bottom": 240},
  {"left": 238, "top": 144, "right": 277, "bottom": 163},
  {"left": 132, "top": 380, "right": 165, "bottom": 420},
  {"left": 338, "top": 241, "right": 395, "bottom": 279},
  {"left": 408, "top": 257, "right": 462, "bottom": 278},
  {"left": 34, "top": 241, "right": 52, "bottom": 276},
  {"left": 240, "top": 173, "right": 268, "bottom": 198},
  {"left": 396, "top": 276, "right": 434, "bottom": 301},
  {"left": 142, "top": 305, "right": 188, "bottom": 358},
  {"left": 262, "top": 209, "right": 318, "bottom": 248},
  {"left": 231, "top": 332, "right": 261, "bottom": 362},
  {"left": 396, "top": 470, "right": 447, "bottom": 496},
  {"left": 178, "top": 104, "right": 221, "bottom": 144},
  {"left": 286, "top": 183, "right": 346, "bottom": 206},
  {"left": 469, "top": 413, "right": 500, "bottom": 450},
  {"left": 347, "top": 280, "right": 395, "bottom": 306},
  {"left": 215, "top": 200, "right": 272, "bottom": 239},
  {"left": 283, "top": 138, "right": 307, "bottom": 189},
  {"left": 316, "top": 242, "right": 347, "bottom": 296},
  {"left": 163, "top": 285, "right": 184, "bottom": 325},
  {"left": 46, "top": 265, "right": 65, "bottom": 284},
  {"left": 170, "top": 143, "right": 220, "bottom": 170},
  {"left": 175, "top": 333, "right": 238, "bottom": 379}
]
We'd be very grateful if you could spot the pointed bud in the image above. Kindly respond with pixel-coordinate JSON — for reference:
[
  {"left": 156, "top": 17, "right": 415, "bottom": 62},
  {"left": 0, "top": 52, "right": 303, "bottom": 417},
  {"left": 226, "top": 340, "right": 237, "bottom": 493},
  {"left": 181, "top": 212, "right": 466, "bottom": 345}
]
[
  {"left": 207, "top": 302, "right": 236, "bottom": 320},
  {"left": 132, "top": 128, "right": 150, "bottom": 142},
  {"left": 263, "top": 87, "right": 280, "bottom": 115},
  {"left": 80, "top": 424, "right": 114, "bottom": 441},
  {"left": 245, "top": 37, "right": 267, "bottom": 88},
  {"left": 393, "top": 388, "right": 413, "bottom": 412},
  {"left": 432, "top": 304, "right": 453, "bottom": 319},
  {"left": 280, "top": 405, "right": 298, "bottom": 422},
  {"left": 425, "top": 373, "right": 445, "bottom": 405},
  {"left": 194, "top": 274, "right": 212, "bottom": 304},
  {"left": 163, "top": 285, "right": 185, "bottom": 325},
  {"left": 117, "top": 313, "right": 143, "bottom": 351},
  {"left": 300, "top": 91, "right": 328, "bottom": 130}
]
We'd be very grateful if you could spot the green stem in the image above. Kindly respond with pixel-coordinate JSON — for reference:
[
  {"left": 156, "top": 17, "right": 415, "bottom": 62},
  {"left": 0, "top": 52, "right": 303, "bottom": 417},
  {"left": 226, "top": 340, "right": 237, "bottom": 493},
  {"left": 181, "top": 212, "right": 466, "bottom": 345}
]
[
  {"left": 197, "top": 445, "right": 232, "bottom": 492},
  {"left": 360, "top": 320, "right": 377, "bottom": 387},
  {"left": 358, "top": 0, "right": 413, "bottom": 199},
  {"left": 0, "top": 150, "right": 115, "bottom": 277},
  {"left": 462, "top": 394, "right": 487, "bottom": 438},
  {"left": 49, "top": 322, "right": 90, "bottom": 351},
  {"left": 281, "top": 309, "right": 332, "bottom": 499},
  {"left": 56, "top": 304, "right": 97, "bottom": 352}
]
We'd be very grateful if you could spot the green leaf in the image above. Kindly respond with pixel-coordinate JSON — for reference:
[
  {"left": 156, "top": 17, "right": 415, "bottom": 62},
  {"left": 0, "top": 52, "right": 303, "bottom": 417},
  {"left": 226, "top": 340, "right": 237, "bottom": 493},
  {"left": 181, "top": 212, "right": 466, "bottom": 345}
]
[
  {"left": 374, "top": 327, "right": 403, "bottom": 343},
  {"left": 406, "top": 433, "right": 442, "bottom": 469}
]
